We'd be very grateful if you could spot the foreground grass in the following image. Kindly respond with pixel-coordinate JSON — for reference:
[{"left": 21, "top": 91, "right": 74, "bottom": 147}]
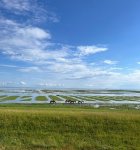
[{"left": 0, "top": 104, "right": 139, "bottom": 150}]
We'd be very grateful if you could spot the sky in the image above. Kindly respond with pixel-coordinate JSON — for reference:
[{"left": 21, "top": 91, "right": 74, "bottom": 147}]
[{"left": 0, "top": 0, "right": 140, "bottom": 89}]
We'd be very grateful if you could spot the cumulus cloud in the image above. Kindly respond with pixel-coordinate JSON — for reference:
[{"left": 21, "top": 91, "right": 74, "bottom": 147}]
[
  {"left": 18, "top": 27, "right": 51, "bottom": 39},
  {"left": 77, "top": 45, "right": 108, "bottom": 56},
  {"left": 0, "top": 18, "right": 118, "bottom": 84},
  {"left": 0, "top": 18, "right": 69, "bottom": 63},
  {"left": 104, "top": 60, "right": 118, "bottom": 65},
  {"left": 0, "top": 17, "right": 108, "bottom": 67}
]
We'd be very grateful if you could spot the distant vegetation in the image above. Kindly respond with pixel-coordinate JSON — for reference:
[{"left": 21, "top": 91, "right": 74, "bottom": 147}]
[
  {"left": 60, "top": 95, "right": 77, "bottom": 101},
  {"left": 49, "top": 95, "right": 63, "bottom": 101},
  {"left": 0, "top": 95, "right": 6, "bottom": 98},
  {"left": 35, "top": 96, "right": 48, "bottom": 101},
  {"left": 79, "top": 96, "right": 140, "bottom": 101},
  {"left": 1, "top": 96, "right": 19, "bottom": 101},
  {"left": 20, "top": 96, "right": 32, "bottom": 99},
  {"left": 21, "top": 98, "right": 32, "bottom": 101}
]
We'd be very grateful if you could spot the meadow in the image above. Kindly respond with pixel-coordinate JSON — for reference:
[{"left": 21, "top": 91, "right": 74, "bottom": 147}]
[{"left": 0, "top": 104, "right": 139, "bottom": 150}]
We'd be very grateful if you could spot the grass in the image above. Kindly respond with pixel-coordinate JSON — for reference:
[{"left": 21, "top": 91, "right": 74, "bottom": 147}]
[
  {"left": 0, "top": 95, "right": 7, "bottom": 98},
  {"left": 0, "top": 104, "right": 139, "bottom": 150},
  {"left": 20, "top": 96, "right": 32, "bottom": 99},
  {"left": 79, "top": 96, "right": 140, "bottom": 101},
  {"left": 59, "top": 95, "right": 77, "bottom": 102},
  {"left": 49, "top": 95, "right": 63, "bottom": 101},
  {"left": 35, "top": 96, "right": 48, "bottom": 101},
  {"left": 0, "top": 96, "right": 19, "bottom": 101},
  {"left": 20, "top": 96, "right": 32, "bottom": 101},
  {"left": 73, "top": 96, "right": 90, "bottom": 101},
  {"left": 21, "top": 98, "right": 32, "bottom": 101}
]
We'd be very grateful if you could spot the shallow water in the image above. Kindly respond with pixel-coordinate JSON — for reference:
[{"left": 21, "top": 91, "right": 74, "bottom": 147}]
[{"left": 0, "top": 88, "right": 140, "bottom": 105}]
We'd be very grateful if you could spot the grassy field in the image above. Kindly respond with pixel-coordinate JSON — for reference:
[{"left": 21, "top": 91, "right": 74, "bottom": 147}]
[
  {"left": 35, "top": 96, "right": 48, "bottom": 101},
  {"left": 0, "top": 104, "right": 139, "bottom": 150}
]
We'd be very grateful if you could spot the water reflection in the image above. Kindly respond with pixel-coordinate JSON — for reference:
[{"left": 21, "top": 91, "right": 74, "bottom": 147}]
[{"left": 0, "top": 88, "right": 140, "bottom": 105}]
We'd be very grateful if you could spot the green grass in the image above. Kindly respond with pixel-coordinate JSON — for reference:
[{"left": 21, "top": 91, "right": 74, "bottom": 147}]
[
  {"left": 20, "top": 96, "right": 32, "bottom": 101},
  {"left": 60, "top": 95, "right": 77, "bottom": 101},
  {"left": 35, "top": 96, "right": 48, "bottom": 101},
  {"left": 21, "top": 98, "right": 32, "bottom": 101},
  {"left": 0, "top": 95, "right": 7, "bottom": 98},
  {"left": 73, "top": 96, "right": 89, "bottom": 101},
  {"left": 20, "top": 96, "right": 32, "bottom": 99},
  {"left": 79, "top": 96, "right": 140, "bottom": 101},
  {"left": 0, "top": 104, "right": 139, "bottom": 150},
  {"left": 0, "top": 96, "right": 19, "bottom": 101},
  {"left": 49, "top": 95, "right": 63, "bottom": 101}
]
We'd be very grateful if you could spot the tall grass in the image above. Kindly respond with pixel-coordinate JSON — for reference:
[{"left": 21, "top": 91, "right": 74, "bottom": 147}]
[{"left": 0, "top": 105, "right": 139, "bottom": 150}]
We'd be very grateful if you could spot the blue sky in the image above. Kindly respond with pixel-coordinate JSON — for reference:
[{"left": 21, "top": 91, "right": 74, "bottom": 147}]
[{"left": 0, "top": 0, "right": 140, "bottom": 89}]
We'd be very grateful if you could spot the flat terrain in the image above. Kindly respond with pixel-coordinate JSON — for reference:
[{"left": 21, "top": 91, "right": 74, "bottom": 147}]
[
  {"left": 0, "top": 104, "right": 139, "bottom": 150},
  {"left": 0, "top": 94, "right": 140, "bottom": 104},
  {"left": 0, "top": 89, "right": 140, "bottom": 104},
  {"left": 35, "top": 96, "right": 48, "bottom": 101}
]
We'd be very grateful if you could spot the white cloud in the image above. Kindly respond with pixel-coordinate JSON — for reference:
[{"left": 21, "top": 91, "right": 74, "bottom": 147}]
[
  {"left": 0, "top": 19, "right": 68, "bottom": 63},
  {"left": 1, "top": 18, "right": 109, "bottom": 68},
  {"left": 1, "top": 1, "right": 127, "bottom": 88},
  {"left": 19, "top": 67, "right": 41, "bottom": 73},
  {"left": 0, "top": 0, "right": 58, "bottom": 23},
  {"left": 0, "top": 64, "right": 18, "bottom": 68},
  {"left": 77, "top": 45, "right": 108, "bottom": 56},
  {"left": 0, "top": 19, "right": 118, "bottom": 81},
  {"left": 20, "top": 81, "right": 26, "bottom": 85},
  {"left": 47, "top": 60, "right": 121, "bottom": 80},
  {"left": 39, "top": 82, "right": 64, "bottom": 87},
  {"left": 137, "top": 62, "right": 140, "bottom": 64},
  {"left": 1, "top": 0, "right": 30, "bottom": 11},
  {"left": 104, "top": 60, "right": 118, "bottom": 65},
  {"left": 18, "top": 27, "right": 51, "bottom": 40},
  {"left": 0, "top": 81, "right": 27, "bottom": 86}
]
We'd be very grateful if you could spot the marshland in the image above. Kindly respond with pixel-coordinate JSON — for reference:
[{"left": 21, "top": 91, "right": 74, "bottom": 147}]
[{"left": 0, "top": 88, "right": 140, "bottom": 149}]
